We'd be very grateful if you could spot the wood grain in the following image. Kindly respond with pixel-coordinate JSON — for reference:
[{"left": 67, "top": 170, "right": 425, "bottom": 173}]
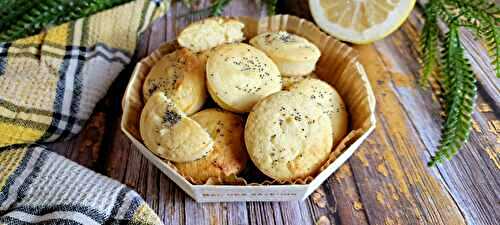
[{"left": 48, "top": 0, "right": 499, "bottom": 224}]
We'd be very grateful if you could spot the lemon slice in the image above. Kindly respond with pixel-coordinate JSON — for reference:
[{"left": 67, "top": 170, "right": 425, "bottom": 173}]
[{"left": 309, "top": 0, "right": 416, "bottom": 44}]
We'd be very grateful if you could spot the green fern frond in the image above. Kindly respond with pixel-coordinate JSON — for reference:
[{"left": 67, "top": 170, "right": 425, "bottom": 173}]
[
  {"left": 463, "top": 1, "right": 500, "bottom": 78},
  {"left": 428, "top": 23, "right": 477, "bottom": 166},
  {"left": 0, "top": 0, "right": 132, "bottom": 42},
  {"left": 263, "top": 0, "right": 278, "bottom": 15},
  {"left": 0, "top": 0, "right": 39, "bottom": 32},
  {"left": 210, "top": 0, "right": 232, "bottom": 16},
  {"left": 419, "top": 1, "right": 440, "bottom": 87},
  {"left": 443, "top": 0, "right": 500, "bottom": 77},
  {"left": 421, "top": 0, "right": 497, "bottom": 166}
]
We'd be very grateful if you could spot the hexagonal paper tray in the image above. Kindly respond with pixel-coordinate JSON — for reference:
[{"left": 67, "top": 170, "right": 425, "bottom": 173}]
[{"left": 121, "top": 15, "right": 376, "bottom": 202}]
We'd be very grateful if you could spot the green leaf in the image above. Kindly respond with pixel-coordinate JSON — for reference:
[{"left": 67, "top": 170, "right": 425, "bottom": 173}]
[
  {"left": 428, "top": 23, "right": 477, "bottom": 166},
  {"left": 420, "top": 0, "right": 497, "bottom": 166},
  {"left": 419, "top": 1, "right": 440, "bottom": 87},
  {"left": 263, "top": 0, "right": 277, "bottom": 15},
  {"left": 442, "top": 0, "right": 500, "bottom": 77},
  {"left": 0, "top": 0, "right": 133, "bottom": 42},
  {"left": 0, "top": 0, "right": 39, "bottom": 32},
  {"left": 210, "top": 0, "right": 232, "bottom": 16}
]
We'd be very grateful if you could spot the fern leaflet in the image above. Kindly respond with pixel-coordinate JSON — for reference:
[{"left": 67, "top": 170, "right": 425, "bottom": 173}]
[{"left": 428, "top": 22, "right": 477, "bottom": 166}]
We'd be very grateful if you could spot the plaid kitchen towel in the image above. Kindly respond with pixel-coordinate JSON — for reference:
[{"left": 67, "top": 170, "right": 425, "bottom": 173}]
[
  {"left": 0, "top": 0, "right": 167, "bottom": 224},
  {"left": 0, "top": 145, "right": 162, "bottom": 224}
]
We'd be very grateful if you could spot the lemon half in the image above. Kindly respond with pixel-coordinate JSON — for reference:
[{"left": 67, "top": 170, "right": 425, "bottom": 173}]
[{"left": 309, "top": 0, "right": 416, "bottom": 44}]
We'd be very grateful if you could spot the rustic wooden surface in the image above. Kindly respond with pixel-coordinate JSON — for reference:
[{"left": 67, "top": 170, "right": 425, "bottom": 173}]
[{"left": 48, "top": 0, "right": 500, "bottom": 224}]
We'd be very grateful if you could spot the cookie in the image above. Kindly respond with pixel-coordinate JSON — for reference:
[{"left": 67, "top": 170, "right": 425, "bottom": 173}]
[
  {"left": 244, "top": 91, "right": 333, "bottom": 181},
  {"left": 196, "top": 48, "right": 214, "bottom": 66},
  {"left": 250, "top": 31, "right": 321, "bottom": 76},
  {"left": 282, "top": 72, "right": 318, "bottom": 90},
  {"left": 206, "top": 43, "right": 282, "bottom": 113},
  {"left": 289, "top": 78, "right": 348, "bottom": 146},
  {"left": 178, "top": 18, "right": 245, "bottom": 52},
  {"left": 140, "top": 92, "right": 214, "bottom": 162},
  {"left": 174, "top": 108, "right": 248, "bottom": 183},
  {"left": 142, "top": 48, "right": 207, "bottom": 115}
]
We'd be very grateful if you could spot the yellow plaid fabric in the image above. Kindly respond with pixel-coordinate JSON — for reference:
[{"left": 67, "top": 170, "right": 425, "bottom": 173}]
[
  {"left": 0, "top": 0, "right": 166, "bottom": 224},
  {"left": 0, "top": 0, "right": 161, "bottom": 147}
]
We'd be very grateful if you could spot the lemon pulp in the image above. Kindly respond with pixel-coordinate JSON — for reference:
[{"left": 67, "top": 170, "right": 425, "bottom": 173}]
[{"left": 309, "top": 0, "right": 415, "bottom": 44}]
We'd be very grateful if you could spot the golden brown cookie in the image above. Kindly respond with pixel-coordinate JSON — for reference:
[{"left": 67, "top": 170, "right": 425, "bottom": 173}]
[
  {"left": 206, "top": 43, "right": 282, "bottom": 113},
  {"left": 282, "top": 72, "right": 318, "bottom": 90},
  {"left": 289, "top": 78, "right": 348, "bottom": 147},
  {"left": 250, "top": 31, "right": 321, "bottom": 76},
  {"left": 244, "top": 91, "right": 333, "bottom": 181},
  {"left": 140, "top": 92, "right": 214, "bottom": 162},
  {"left": 174, "top": 108, "right": 248, "bottom": 183},
  {"left": 178, "top": 18, "right": 245, "bottom": 52},
  {"left": 142, "top": 48, "right": 207, "bottom": 115},
  {"left": 196, "top": 48, "right": 214, "bottom": 66}
]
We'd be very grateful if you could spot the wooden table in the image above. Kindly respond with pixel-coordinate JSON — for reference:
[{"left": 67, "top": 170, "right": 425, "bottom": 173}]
[{"left": 48, "top": 0, "right": 499, "bottom": 224}]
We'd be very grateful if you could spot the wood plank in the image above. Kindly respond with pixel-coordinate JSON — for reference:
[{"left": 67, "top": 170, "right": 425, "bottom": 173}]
[
  {"left": 329, "top": 164, "right": 370, "bottom": 225},
  {"left": 368, "top": 4, "right": 500, "bottom": 224},
  {"left": 48, "top": 1, "right": 499, "bottom": 225},
  {"left": 276, "top": 201, "right": 315, "bottom": 225},
  {"left": 47, "top": 107, "right": 105, "bottom": 169},
  {"left": 350, "top": 42, "right": 467, "bottom": 225},
  {"left": 157, "top": 175, "right": 186, "bottom": 225},
  {"left": 304, "top": 185, "right": 340, "bottom": 225}
]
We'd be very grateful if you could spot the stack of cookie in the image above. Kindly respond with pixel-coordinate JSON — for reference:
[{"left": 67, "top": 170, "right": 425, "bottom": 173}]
[{"left": 139, "top": 18, "right": 349, "bottom": 184}]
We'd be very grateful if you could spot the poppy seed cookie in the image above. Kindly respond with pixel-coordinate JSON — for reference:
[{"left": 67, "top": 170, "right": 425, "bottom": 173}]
[
  {"left": 250, "top": 31, "right": 321, "bottom": 76},
  {"left": 178, "top": 18, "right": 245, "bottom": 52},
  {"left": 206, "top": 43, "right": 282, "bottom": 113},
  {"left": 175, "top": 108, "right": 248, "bottom": 183},
  {"left": 244, "top": 91, "right": 333, "bottom": 181},
  {"left": 289, "top": 78, "right": 348, "bottom": 147},
  {"left": 142, "top": 48, "right": 207, "bottom": 115},
  {"left": 140, "top": 92, "right": 214, "bottom": 162}
]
